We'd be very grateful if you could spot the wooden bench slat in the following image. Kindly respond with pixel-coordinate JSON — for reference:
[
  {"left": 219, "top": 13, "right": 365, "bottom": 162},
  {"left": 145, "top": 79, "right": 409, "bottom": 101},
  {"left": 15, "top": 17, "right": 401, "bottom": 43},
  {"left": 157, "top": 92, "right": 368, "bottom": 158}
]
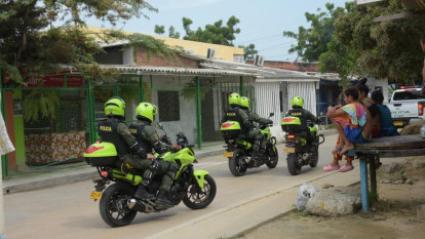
[
  {"left": 355, "top": 135, "right": 425, "bottom": 149},
  {"left": 354, "top": 134, "right": 425, "bottom": 158}
]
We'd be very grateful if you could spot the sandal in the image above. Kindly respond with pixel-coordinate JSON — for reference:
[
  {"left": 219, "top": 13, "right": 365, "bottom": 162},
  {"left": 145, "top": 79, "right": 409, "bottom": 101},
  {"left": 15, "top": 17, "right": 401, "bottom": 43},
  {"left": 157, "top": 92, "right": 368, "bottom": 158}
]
[
  {"left": 323, "top": 164, "right": 340, "bottom": 172},
  {"left": 339, "top": 164, "right": 354, "bottom": 172}
]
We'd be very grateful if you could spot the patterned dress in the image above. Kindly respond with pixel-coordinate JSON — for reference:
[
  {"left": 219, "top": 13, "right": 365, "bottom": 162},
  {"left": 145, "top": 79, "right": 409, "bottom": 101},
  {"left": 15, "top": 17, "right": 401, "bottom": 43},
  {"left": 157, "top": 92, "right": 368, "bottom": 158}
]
[{"left": 0, "top": 112, "right": 14, "bottom": 156}]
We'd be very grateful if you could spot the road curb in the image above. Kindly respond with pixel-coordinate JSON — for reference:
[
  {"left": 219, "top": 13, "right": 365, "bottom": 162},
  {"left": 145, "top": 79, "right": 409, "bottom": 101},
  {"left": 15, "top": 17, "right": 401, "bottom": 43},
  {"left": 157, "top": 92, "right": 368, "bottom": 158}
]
[
  {"left": 3, "top": 148, "right": 225, "bottom": 195},
  {"left": 3, "top": 168, "right": 98, "bottom": 195},
  {"left": 3, "top": 131, "right": 336, "bottom": 195}
]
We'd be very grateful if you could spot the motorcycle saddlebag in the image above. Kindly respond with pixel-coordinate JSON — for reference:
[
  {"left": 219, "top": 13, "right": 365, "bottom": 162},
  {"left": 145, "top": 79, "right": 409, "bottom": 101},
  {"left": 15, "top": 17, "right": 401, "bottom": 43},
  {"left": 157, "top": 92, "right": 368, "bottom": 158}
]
[
  {"left": 281, "top": 116, "right": 303, "bottom": 132},
  {"left": 83, "top": 142, "right": 119, "bottom": 167},
  {"left": 220, "top": 121, "right": 242, "bottom": 141}
]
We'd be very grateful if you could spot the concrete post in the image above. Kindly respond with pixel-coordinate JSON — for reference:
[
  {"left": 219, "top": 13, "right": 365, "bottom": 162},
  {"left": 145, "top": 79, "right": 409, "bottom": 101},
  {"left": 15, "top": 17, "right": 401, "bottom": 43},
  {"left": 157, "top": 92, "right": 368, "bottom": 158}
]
[
  {"left": 195, "top": 77, "right": 202, "bottom": 149},
  {"left": 239, "top": 76, "right": 244, "bottom": 95},
  {"left": 139, "top": 75, "right": 144, "bottom": 102}
]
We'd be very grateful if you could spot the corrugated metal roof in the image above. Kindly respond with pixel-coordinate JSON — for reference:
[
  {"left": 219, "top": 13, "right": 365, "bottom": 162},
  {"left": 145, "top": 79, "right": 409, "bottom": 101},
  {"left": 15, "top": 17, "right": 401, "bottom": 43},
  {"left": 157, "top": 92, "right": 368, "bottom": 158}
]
[
  {"left": 200, "top": 59, "right": 319, "bottom": 81},
  {"left": 99, "top": 64, "right": 255, "bottom": 78}
]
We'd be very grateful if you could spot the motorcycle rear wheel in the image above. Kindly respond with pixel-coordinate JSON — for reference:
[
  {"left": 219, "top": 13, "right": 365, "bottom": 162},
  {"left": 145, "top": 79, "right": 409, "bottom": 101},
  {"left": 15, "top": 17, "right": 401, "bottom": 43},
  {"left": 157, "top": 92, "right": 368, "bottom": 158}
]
[
  {"left": 99, "top": 183, "right": 137, "bottom": 227},
  {"left": 287, "top": 153, "right": 301, "bottom": 176},
  {"left": 309, "top": 145, "right": 319, "bottom": 168},
  {"left": 183, "top": 175, "right": 217, "bottom": 209},
  {"left": 228, "top": 154, "right": 247, "bottom": 177}
]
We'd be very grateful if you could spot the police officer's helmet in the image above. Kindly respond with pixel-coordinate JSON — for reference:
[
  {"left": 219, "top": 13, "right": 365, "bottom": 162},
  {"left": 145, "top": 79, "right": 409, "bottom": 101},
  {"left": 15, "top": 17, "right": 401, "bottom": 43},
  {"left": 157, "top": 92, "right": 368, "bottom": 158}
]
[
  {"left": 228, "top": 92, "right": 242, "bottom": 107},
  {"left": 240, "top": 96, "right": 250, "bottom": 110},
  {"left": 135, "top": 102, "right": 157, "bottom": 123},
  {"left": 104, "top": 97, "right": 126, "bottom": 117},
  {"left": 291, "top": 96, "right": 304, "bottom": 109}
]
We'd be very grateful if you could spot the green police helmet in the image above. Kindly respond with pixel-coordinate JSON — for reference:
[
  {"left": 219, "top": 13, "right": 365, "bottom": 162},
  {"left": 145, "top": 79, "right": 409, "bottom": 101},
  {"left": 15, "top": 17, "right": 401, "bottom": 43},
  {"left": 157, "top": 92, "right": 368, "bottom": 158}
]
[
  {"left": 228, "top": 92, "right": 241, "bottom": 106},
  {"left": 291, "top": 96, "right": 304, "bottom": 108},
  {"left": 240, "top": 96, "right": 250, "bottom": 109},
  {"left": 104, "top": 97, "right": 126, "bottom": 117},
  {"left": 135, "top": 102, "right": 157, "bottom": 123}
]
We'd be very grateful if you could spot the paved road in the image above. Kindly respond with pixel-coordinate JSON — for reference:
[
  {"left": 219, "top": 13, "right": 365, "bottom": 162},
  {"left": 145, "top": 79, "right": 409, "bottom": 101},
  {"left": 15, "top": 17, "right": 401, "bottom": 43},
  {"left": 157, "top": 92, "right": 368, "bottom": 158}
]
[{"left": 5, "top": 135, "right": 338, "bottom": 239}]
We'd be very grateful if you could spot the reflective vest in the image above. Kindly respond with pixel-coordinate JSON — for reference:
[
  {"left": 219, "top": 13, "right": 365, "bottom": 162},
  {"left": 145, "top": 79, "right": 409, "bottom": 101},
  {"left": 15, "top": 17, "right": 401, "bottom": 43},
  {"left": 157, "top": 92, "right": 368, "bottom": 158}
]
[
  {"left": 129, "top": 122, "right": 153, "bottom": 154},
  {"left": 287, "top": 108, "right": 307, "bottom": 129},
  {"left": 97, "top": 118, "right": 129, "bottom": 156}
]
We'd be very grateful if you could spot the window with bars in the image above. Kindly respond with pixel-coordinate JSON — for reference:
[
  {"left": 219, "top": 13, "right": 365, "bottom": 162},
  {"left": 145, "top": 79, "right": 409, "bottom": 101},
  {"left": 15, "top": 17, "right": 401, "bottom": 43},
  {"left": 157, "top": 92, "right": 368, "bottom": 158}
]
[{"left": 158, "top": 91, "right": 180, "bottom": 121}]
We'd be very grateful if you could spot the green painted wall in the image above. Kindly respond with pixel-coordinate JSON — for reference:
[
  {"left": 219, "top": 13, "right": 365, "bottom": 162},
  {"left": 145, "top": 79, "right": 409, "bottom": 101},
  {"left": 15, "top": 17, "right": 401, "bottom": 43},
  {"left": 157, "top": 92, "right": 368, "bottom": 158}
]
[{"left": 13, "top": 90, "right": 26, "bottom": 168}]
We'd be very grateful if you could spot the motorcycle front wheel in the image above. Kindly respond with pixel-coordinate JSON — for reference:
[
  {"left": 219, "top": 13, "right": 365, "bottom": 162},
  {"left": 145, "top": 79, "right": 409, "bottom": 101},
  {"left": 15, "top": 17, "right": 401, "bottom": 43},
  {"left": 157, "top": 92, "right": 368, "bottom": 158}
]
[
  {"left": 183, "top": 175, "right": 217, "bottom": 209},
  {"left": 99, "top": 183, "right": 137, "bottom": 227},
  {"left": 266, "top": 144, "right": 278, "bottom": 169}
]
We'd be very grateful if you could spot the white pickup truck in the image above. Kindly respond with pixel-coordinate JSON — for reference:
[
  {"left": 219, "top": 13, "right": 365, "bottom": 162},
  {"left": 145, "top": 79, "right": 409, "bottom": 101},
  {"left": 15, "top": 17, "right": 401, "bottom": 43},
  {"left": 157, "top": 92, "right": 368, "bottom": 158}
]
[{"left": 387, "top": 87, "right": 425, "bottom": 128}]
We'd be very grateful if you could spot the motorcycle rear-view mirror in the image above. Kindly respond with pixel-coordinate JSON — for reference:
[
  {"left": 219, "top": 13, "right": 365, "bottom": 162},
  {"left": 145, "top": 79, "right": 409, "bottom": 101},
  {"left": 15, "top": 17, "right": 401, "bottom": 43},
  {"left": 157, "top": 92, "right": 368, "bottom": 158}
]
[{"left": 269, "top": 112, "right": 275, "bottom": 117}]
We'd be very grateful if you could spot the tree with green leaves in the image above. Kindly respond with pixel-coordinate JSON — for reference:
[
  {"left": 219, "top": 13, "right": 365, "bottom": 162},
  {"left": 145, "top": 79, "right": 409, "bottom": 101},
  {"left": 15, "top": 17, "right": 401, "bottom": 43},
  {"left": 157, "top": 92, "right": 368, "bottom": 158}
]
[
  {"left": 286, "top": 1, "right": 425, "bottom": 83},
  {"left": 240, "top": 44, "right": 258, "bottom": 61},
  {"left": 182, "top": 16, "right": 241, "bottom": 46},
  {"left": 0, "top": 0, "right": 156, "bottom": 83},
  {"left": 153, "top": 25, "right": 180, "bottom": 38},
  {"left": 335, "top": 0, "right": 425, "bottom": 83},
  {"left": 0, "top": 0, "right": 156, "bottom": 122},
  {"left": 283, "top": 3, "right": 346, "bottom": 63},
  {"left": 154, "top": 25, "right": 165, "bottom": 35},
  {"left": 168, "top": 26, "right": 180, "bottom": 39}
]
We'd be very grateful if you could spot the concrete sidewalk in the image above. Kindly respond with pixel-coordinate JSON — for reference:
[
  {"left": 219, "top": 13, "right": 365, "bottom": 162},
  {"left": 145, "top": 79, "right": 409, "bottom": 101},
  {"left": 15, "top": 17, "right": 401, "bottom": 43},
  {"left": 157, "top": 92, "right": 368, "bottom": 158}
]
[
  {"left": 147, "top": 160, "right": 361, "bottom": 239},
  {"left": 2, "top": 129, "right": 336, "bottom": 195}
]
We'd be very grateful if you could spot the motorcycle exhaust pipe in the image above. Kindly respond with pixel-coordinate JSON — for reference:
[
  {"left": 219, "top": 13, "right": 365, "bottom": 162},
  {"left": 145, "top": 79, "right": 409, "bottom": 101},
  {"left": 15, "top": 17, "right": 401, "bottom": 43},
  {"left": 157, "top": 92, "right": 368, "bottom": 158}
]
[{"left": 127, "top": 199, "right": 137, "bottom": 209}]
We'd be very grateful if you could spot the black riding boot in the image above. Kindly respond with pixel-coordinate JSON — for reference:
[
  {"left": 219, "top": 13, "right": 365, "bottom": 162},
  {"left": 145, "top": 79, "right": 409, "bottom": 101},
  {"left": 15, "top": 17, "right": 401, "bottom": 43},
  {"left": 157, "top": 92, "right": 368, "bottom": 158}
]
[
  {"left": 252, "top": 141, "right": 264, "bottom": 160},
  {"left": 155, "top": 190, "right": 173, "bottom": 208},
  {"left": 134, "top": 167, "right": 156, "bottom": 201},
  {"left": 134, "top": 185, "right": 154, "bottom": 201}
]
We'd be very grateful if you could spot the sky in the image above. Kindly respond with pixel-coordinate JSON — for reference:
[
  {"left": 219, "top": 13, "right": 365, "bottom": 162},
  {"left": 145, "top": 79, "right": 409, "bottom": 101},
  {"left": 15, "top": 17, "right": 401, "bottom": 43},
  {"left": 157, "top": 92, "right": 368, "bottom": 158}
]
[{"left": 88, "top": 0, "right": 349, "bottom": 61}]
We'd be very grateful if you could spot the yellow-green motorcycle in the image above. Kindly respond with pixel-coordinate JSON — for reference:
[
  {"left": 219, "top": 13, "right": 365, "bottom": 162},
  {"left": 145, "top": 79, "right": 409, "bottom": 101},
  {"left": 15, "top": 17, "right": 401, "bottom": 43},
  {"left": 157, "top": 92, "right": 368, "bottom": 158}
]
[
  {"left": 281, "top": 116, "right": 325, "bottom": 175},
  {"left": 83, "top": 133, "right": 216, "bottom": 227},
  {"left": 220, "top": 114, "right": 278, "bottom": 176}
]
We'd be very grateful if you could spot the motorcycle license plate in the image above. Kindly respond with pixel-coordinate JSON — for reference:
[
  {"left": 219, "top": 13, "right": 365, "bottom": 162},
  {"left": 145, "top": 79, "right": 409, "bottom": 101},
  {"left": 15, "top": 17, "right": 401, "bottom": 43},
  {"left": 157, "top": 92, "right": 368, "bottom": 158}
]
[
  {"left": 90, "top": 191, "right": 102, "bottom": 201},
  {"left": 393, "top": 121, "right": 403, "bottom": 127},
  {"left": 284, "top": 147, "right": 295, "bottom": 153},
  {"left": 224, "top": 151, "right": 234, "bottom": 158}
]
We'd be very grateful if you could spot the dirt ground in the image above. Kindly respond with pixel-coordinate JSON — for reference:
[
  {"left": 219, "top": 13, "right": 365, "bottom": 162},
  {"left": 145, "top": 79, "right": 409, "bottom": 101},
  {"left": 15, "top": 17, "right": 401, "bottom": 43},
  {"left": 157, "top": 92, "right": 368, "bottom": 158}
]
[{"left": 235, "top": 157, "right": 425, "bottom": 239}]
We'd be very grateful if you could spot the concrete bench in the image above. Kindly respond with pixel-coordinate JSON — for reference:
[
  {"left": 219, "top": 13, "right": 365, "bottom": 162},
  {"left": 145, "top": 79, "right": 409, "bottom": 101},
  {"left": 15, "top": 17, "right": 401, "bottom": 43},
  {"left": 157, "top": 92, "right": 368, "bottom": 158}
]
[{"left": 354, "top": 134, "right": 425, "bottom": 212}]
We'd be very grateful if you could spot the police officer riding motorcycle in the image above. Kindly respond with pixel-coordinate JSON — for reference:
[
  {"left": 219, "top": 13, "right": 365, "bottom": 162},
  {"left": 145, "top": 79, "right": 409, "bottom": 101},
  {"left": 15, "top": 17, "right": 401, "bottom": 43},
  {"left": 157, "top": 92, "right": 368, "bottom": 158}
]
[
  {"left": 97, "top": 97, "right": 148, "bottom": 174},
  {"left": 281, "top": 96, "right": 325, "bottom": 175},
  {"left": 220, "top": 93, "right": 278, "bottom": 176},
  {"left": 85, "top": 97, "right": 217, "bottom": 227},
  {"left": 129, "top": 102, "right": 180, "bottom": 206}
]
